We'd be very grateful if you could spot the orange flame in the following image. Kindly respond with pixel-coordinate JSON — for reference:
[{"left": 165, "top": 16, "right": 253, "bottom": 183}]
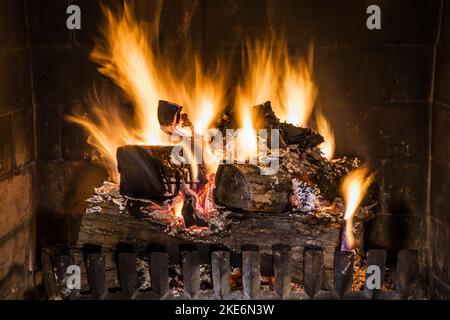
[
  {"left": 69, "top": 4, "right": 335, "bottom": 183},
  {"left": 68, "top": 3, "right": 227, "bottom": 181},
  {"left": 278, "top": 47, "right": 317, "bottom": 127},
  {"left": 171, "top": 196, "right": 184, "bottom": 219},
  {"left": 234, "top": 40, "right": 317, "bottom": 161},
  {"left": 341, "top": 166, "right": 375, "bottom": 249},
  {"left": 91, "top": 3, "right": 166, "bottom": 146},
  {"left": 66, "top": 92, "right": 142, "bottom": 182},
  {"left": 315, "top": 111, "right": 335, "bottom": 160}
]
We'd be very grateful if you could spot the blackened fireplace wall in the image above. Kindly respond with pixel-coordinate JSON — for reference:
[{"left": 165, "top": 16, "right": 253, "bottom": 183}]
[
  {"left": 0, "top": 0, "right": 449, "bottom": 299},
  {"left": 430, "top": 0, "right": 450, "bottom": 299},
  {"left": 0, "top": 0, "right": 37, "bottom": 299}
]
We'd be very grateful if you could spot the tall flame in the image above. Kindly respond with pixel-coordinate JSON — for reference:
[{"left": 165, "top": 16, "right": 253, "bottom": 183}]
[
  {"left": 68, "top": 3, "right": 227, "bottom": 180},
  {"left": 278, "top": 47, "right": 317, "bottom": 127},
  {"left": 341, "top": 166, "right": 375, "bottom": 250},
  {"left": 68, "top": 3, "right": 335, "bottom": 182},
  {"left": 315, "top": 111, "right": 335, "bottom": 160},
  {"left": 91, "top": 3, "right": 166, "bottom": 146},
  {"left": 234, "top": 41, "right": 276, "bottom": 162},
  {"left": 234, "top": 39, "right": 318, "bottom": 161}
]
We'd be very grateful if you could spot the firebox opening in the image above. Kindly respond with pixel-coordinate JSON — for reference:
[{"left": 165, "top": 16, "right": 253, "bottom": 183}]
[{"left": 0, "top": 0, "right": 448, "bottom": 301}]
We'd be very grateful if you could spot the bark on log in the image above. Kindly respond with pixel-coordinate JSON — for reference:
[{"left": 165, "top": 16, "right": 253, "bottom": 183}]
[{"left": 214, "top": 164, "right": 291, "bottom": 213}]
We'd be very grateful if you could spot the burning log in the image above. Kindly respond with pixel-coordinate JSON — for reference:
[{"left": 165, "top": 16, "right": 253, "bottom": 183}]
[
  {"left": 117, "top": 145, "right": 181, "bottom": 200},
  {"left": 214, "top": 164, "right": 291, "bottom": 213},
  {"left": 250, "top": 101, "right": 324, "bottom": 149},
  {"left": 218, "top": 101, "right": 324, "bottom": 149},
  {"left": 182, "top": 192, "right": 208, "bottom": 228},
  {"left": 78, "top": 196, "right": 351, "bottom": 288},
  {"left": 279, "top": 123, "right": 324, "bottom": 149},
  {"left": 117, "top": 145, "right": 204, "bottom": 201}
]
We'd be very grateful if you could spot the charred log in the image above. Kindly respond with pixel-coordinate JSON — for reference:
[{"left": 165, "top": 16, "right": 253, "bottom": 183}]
[
  {"left": 214, "top": 164, "right": 291, "bottom": 213},
  {"left": 182, "top": 194, "right": 208, "bottom": 228},
  {"left": 117, "top": 145, "right": 184, "bottom": 201},
  {"left": 250, "top": 101, "right": 324, "bottom": 149},
  {"left": 251, "top": 101, "right": 281, "bottom": 129},
  {"left": 158, "top": 100, "right": 182, "bottom": 128},
  {"left": 158, "top": 100, "right": 196, "bottom": 136},
  {"left": 280, "top": 123, "right": 324, "bottom": 148}
]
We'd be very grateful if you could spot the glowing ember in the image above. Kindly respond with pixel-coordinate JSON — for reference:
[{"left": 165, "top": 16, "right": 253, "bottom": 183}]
[{"left": 341, "top": 166, "right": 375, "bottom": 250}]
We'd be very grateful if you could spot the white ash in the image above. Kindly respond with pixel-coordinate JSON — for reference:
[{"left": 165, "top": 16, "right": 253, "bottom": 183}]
[
  {"left": 291, "top": 179, "right": 321, "bottom": 213},
  {"left": 86, "top": 206, "right": 102, "bottom": 214},
  {"left": 87, "top": 181, "right": 127, "bottom": 212},
  {"left": 86, "top": 195, "right": 104, "bottom": 204},
  {"left": 94, "top": 181, "right": 121, "bottom": 198}
]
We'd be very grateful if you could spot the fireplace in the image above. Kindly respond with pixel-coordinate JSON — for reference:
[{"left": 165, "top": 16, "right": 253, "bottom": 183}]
[{"left": 0, "top": 0, "right": 449, "bottom": 301}]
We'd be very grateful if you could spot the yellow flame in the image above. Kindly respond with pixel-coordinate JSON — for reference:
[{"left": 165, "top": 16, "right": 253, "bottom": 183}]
[
  {"left": 237, "top": 114, "right": 259, "bottom": 163},
  {"left": 174, "top": 60, "right": 227, "bottom": 136},
  {"left": 172, "top": 197, "right": 184, "bottom": 219},
  {"left": 278, "top": 49, "right": 317, "bottom": 127},
  {"left": 66, "top": 92, "right": 142, "bottom": 182},
  {"left": 91, "top": 3, "right": 166, "bottom": 146},
  {"left": 233, "top": 39, "right": 317, "bottom": 161},
  {"left": 316, "top": 111, "right": 335, "bottom": 160},
  {"left": 69, "top": 4, "right": 331, "bottom": 181},
  {"left": 68, "top": 3, "right": 227, "bottom": 180},
  {"left": 232, "top": 39, "right": 319, "bottom": 164},
  {"left": 341, "top": 166, "right": 375, "bottom": 249}
]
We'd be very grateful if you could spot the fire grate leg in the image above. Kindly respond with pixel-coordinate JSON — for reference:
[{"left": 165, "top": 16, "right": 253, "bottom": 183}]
[{"left": 211, "top": 251, "right": 231, "bottom": 299}]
